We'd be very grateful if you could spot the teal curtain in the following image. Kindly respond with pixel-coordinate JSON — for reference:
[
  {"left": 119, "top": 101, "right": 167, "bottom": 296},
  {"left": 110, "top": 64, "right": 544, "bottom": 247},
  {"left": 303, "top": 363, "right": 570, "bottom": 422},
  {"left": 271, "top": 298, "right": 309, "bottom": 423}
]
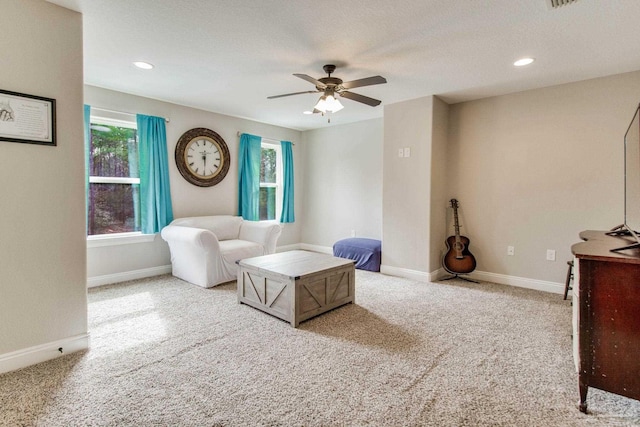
[
  {"left": 137, "top": 114, "right": 173, "bottom": 233},
  {"left": 83, "top": 105, "right": 91, "bottom": 232},
  {"left": 280, "top": 140, "right": 295, "bottom": 223},
  {"left": 237, "top": 133, "right": 262, "bottom": 220}
]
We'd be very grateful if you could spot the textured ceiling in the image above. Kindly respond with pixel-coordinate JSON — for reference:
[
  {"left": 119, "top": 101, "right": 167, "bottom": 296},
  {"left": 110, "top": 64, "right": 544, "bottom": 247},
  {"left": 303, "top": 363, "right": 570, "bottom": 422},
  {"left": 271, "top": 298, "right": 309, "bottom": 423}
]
[{"left": 47, "top": 0, "right": 640, "bottom": 131}]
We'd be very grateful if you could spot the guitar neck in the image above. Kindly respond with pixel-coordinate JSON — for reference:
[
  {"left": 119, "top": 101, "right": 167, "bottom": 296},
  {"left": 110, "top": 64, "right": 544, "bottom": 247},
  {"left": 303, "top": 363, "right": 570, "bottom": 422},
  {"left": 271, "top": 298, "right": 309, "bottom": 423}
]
[{"left": 453, "top": 206, "right": 461, "bottom": 241}]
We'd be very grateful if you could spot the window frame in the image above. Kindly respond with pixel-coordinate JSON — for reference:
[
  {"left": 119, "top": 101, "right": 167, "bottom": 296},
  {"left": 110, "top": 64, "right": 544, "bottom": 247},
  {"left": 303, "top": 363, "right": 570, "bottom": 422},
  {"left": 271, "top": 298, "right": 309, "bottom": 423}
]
[
  {"left": 259, "top": 140, "right": 283, "bottom": 222},
  {"left": 87, "top": 232, "right": 155, "bottom": 248},
  {"left": 87, "top": 115, "right": 143, "bottom": 243}
]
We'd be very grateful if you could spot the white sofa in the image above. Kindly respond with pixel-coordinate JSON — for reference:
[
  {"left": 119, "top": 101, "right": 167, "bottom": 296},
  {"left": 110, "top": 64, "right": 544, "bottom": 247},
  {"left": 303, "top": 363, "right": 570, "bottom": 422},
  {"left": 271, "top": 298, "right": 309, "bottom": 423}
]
[{"left": 161, "top": 215, "right": 282, "bottom": 288}]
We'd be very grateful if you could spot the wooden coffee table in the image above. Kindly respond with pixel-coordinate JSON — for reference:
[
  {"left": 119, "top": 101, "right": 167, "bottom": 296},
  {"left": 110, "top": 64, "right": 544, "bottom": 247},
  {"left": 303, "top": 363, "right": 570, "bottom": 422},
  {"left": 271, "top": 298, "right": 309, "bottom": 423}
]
[{"left": 237, "top": 250, "right": 355, "bottom": 327}]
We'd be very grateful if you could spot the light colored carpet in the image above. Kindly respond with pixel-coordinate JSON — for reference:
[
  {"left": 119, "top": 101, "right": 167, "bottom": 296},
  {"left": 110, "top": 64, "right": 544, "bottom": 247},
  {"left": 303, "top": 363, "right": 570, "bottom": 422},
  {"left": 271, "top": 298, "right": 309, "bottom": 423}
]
[{"left": 1, "top": 270, "right": 639, "bottom": 426}]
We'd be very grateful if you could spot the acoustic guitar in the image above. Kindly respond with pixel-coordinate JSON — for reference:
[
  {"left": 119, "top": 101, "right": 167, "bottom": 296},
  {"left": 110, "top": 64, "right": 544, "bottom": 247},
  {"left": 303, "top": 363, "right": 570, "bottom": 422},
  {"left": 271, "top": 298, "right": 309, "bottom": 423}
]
[{"left": 443, "top": 199, "right": 477, "bottom": 275}]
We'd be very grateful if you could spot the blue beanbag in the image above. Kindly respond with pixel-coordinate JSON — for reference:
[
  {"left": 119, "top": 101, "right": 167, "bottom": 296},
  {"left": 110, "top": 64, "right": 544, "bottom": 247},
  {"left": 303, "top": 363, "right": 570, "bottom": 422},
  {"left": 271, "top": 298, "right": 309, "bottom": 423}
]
[{"left": 333, "top": 238, "right": 381, "bottom": 272}]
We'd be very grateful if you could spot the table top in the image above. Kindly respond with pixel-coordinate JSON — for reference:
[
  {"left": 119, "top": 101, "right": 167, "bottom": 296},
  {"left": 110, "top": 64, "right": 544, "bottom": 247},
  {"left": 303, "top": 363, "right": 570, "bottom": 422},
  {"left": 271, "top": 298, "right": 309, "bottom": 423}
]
[
  {"left": 571, "top": 230, "right": 640, "bottom": 264},
  {"left": 238, "top": 250, "right": 355, "bottom": 279}
]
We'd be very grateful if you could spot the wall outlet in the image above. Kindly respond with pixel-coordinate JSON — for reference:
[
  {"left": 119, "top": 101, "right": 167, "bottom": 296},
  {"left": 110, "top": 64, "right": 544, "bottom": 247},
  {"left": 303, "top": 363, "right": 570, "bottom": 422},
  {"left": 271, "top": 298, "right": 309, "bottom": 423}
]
[
  {"left": 404, "top": 147, "right": 411, "bottom": 157},
  {"left": 546, "top": 249, "right": 556, "bottom": 261},
  {"left": 350, "top": 229, "right": 356, "bottom": 237},
  {"left": 507, "top": 246, "right": 515, "bottom": 256}
]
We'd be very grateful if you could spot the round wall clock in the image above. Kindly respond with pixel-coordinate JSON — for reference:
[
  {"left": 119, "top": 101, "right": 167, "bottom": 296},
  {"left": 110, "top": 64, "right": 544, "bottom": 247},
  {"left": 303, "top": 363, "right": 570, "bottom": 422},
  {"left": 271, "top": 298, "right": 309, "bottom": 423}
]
[{"left": 175, "top": 127, "right": 230, "bottom": 187}]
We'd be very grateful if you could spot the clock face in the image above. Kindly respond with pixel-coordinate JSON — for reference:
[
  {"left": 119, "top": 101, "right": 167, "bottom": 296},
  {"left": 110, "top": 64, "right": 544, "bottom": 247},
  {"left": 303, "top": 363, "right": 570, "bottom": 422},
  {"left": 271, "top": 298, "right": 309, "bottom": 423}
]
[
  {"left": 175, "top": 128, "right": 230, "bottom": 187},
  {"left": 184, "top": 137, "right": 222, "bottom": 178}
]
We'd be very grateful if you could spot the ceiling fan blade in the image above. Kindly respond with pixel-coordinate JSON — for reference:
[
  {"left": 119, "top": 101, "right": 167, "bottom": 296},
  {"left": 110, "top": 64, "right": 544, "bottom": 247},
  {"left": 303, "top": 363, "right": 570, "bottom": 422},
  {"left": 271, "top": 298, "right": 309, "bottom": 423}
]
[
  {"left": 339, "top": 91, "right": 382, "bottom": 107},
  {"left": 267, "top": 90, "right": 319, "bottom": 99},
  {"left": 340, "top": 75, "right": 387, "bottom": 90},
  {"left": 293, "top": 73, "right": 327, "bottom": 89}
]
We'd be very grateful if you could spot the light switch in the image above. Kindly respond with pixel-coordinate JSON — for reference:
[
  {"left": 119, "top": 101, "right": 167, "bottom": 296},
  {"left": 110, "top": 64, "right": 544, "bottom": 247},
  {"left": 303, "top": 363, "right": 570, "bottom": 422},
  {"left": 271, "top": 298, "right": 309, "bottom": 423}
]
[
  {"left": 546, "top": 249, "right": 556, "bottom": 261},
  {"left": 398, "top": 148, "right": 404, "bottom": 158}
]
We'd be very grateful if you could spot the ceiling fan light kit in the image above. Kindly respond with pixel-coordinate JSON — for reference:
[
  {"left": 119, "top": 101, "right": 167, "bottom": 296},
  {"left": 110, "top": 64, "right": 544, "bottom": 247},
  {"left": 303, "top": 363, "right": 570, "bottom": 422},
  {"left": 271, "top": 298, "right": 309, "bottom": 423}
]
[
  {"left": 268, "top": 64, "right": 386, "bottom": 118},
  {"left": 314, "top": 94, "right": 344, "bottom": 113}
]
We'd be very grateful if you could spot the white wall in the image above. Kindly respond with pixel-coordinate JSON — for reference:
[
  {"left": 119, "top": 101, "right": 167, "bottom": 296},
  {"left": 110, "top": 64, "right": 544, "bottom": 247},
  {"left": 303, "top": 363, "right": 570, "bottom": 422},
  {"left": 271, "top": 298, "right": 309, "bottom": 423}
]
[
  {"left": 88, "top": 71, "right": 640, "bottom": 291},
  {"left": 301, "top": 119, "right": 383, "bottom": 247},
  {"left": 380, "top": 73, "right": 640, "bottom": 289},
  {"left": 84, "top": 86, "right": 304, "bottom": 282},
  {"left": 383, "top": 96, "right": 434, "bottom": 274},
  {"left": 429, "top": 97, "right": 450, "bottom": 272},
  {"left": 448, "top": 70, "right": 640, "bottom": 283},
  {"left": 0, "top": 0, "right": 87, "bottom": 368}
]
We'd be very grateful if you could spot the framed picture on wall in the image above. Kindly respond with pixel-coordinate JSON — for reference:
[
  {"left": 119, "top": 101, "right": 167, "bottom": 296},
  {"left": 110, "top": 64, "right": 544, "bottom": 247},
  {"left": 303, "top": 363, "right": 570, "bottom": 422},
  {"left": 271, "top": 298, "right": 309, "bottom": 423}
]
[{"left": 0, "top": 89, "right": 56, "bottom": 146}]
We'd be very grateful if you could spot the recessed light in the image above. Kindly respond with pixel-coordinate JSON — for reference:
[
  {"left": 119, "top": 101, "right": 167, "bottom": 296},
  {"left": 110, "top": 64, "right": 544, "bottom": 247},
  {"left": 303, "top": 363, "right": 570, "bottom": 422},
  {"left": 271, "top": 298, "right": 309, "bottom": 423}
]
[
  {"left": 133, "top": 61, "right": 154, "bottom": 70},
  {"left": 303, "top": 111, "right": 313, "bottom": 115},
  {"left": 514, "top": 57, "right": 535, "bottom": 67}
]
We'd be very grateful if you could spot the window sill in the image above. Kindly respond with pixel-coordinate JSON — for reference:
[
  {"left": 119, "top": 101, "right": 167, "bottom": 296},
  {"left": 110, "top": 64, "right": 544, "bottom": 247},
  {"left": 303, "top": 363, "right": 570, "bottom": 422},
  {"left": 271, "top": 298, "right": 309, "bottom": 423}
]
[{"left": 87, "top": 232, "right": 156, "bottom": 248}]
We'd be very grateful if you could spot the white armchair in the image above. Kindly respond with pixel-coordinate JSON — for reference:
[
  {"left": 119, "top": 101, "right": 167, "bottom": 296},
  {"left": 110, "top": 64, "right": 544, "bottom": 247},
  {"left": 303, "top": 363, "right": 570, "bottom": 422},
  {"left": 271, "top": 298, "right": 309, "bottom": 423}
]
[{"left": 161, "top": 215, "right": 282, "bottom": 288}]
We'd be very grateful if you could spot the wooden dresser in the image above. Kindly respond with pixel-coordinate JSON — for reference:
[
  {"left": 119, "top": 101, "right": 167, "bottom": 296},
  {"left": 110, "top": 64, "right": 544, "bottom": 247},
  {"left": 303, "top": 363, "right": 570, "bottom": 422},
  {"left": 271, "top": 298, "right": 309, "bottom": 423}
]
[{"left": 571, "top": 230, "right": 640, "bottom": 412}]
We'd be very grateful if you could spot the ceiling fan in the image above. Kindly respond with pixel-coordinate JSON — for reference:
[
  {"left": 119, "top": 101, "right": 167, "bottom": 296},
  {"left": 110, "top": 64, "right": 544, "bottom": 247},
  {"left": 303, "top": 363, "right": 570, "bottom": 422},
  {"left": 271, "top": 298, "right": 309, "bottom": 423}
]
[{"left": 268, "top": 64, "right": 387, "bottom": 114}]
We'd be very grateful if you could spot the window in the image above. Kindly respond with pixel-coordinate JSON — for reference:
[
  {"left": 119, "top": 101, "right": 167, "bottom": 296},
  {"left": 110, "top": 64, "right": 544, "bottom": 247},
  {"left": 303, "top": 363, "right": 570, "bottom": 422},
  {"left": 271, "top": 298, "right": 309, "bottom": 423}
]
[
  {"left": 87, "top": 117, "right": 140, "bottom": 236},
  {"left": 259, "top": 141, "right": 283, "bottom": 221}
]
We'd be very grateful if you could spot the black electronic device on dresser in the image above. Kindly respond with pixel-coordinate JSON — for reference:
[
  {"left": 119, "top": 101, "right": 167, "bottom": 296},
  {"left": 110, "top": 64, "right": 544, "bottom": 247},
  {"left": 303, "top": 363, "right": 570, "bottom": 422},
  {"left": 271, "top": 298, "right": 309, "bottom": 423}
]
[{"left": 609, "top": 103, "right": 640, "bottom": 252}]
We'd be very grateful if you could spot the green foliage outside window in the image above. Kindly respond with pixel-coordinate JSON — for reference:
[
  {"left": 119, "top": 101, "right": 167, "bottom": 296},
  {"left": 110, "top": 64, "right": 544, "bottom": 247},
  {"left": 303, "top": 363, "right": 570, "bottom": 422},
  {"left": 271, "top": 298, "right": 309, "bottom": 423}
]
[
  {"left": 260, "top": 147, "right": 276, "bottom": 183},
  {"left": 259, "top": 187, "right": 276, "bottom": 220},
  {"left": 259, "top": 147, "right": 277, "bottom": 220},
  {"left": 88, "top": 124, "right": 140, "bottom": 235}
]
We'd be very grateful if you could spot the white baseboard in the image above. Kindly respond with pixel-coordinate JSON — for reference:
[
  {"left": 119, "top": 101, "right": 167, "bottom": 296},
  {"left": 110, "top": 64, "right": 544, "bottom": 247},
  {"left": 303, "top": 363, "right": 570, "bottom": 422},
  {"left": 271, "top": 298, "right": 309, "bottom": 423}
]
[
  {"left": 276, "top": 243, "right": 333, "bottom": 253},
  {"left": 86, "top": 244, "right": 327, "bottom": 288},
  {"left": 85, "top": 247, "right": 564, "bottom": 295},
  {"left": 87, "top": 265, "right": 172, "bottom": 288},
  {"left": 299, "top": 243, "right": 333, "bottom": 254},
  {"left": 281, "top": 249, "right": 563, "bottom": 294},
  {"left": 0, "top": 334, "right": 89, "bottom": 375},
  {"left": 380, "top": 266, "right": 563, "bottom": 294},
  {"left": 276, "top": 243, "right": 303, "bottom": 252},
  {"left": 430, "top": 268, "right": 449, "bottom": 281},
  {"left": 89, "top": 245, "right": 311, "bottom": 287},
  {"left": 380, "top": 264, "right": 434, "bottom": 282},
  {"left": 468, "top": 270, "right": 564, "bottom": 294}
]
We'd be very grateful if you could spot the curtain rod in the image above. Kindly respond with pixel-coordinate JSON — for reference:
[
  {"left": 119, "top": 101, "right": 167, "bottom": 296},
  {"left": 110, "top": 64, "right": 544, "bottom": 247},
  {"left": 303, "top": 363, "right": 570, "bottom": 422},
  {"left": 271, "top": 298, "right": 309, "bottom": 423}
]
[
  {"left": 91, "top": 106, "right": 170, "bottom": 123},
  {"left": 236, "top": 131, "right": 295, "bottom": 145}
]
